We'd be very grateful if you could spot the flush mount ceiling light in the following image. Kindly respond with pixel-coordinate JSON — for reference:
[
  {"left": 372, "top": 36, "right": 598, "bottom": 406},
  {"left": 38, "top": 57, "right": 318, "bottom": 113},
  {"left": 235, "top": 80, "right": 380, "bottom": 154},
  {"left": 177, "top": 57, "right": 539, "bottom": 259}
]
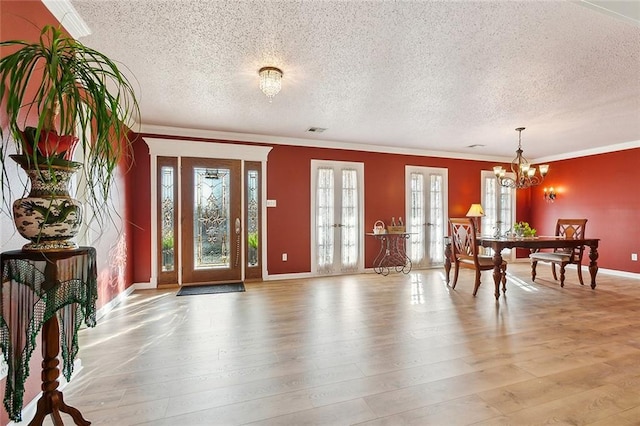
[
  {"left": 258, "top": 66, "right": 283, "bottom": 102},
  {"left": 493, "top": 127, "right": 549, "bottom": 189}
]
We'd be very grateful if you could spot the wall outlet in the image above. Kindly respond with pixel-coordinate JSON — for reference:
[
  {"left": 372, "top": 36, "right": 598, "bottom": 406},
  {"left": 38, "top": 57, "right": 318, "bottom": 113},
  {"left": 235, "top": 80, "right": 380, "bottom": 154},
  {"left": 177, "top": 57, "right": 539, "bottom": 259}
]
[
  {"left": 282, "top": 253, "right": 288, "bottom": 261},
  {"left": 632, "top": 253, "right": 638, "bottom": 261}
]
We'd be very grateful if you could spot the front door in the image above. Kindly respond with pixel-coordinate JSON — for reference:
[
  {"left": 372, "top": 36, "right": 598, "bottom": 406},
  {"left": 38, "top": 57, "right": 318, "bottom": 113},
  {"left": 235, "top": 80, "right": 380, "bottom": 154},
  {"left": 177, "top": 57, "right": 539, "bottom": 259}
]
[{"left": 181, "top": 157, "right": 242, "bottom": 285}]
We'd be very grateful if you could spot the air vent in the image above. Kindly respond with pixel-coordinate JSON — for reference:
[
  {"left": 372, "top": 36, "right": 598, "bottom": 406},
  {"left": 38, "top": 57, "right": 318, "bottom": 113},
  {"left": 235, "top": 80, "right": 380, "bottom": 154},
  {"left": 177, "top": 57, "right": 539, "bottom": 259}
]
[
  {"left": 467, "top": 144, "right": 485, "bottom": 148},
  {"left": 307, "top": 127, "right": 327, "bottom": 133}
]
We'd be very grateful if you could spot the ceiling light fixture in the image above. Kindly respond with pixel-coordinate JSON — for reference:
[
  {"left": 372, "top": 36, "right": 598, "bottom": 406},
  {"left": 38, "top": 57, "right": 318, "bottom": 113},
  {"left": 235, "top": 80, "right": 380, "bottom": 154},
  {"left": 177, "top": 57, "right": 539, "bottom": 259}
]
[
  {"left": 258, "top": 66, "right": 282, "bottom": 102},
  {"left": 493, "top": 127, "right": 549, "bottom": 189}
]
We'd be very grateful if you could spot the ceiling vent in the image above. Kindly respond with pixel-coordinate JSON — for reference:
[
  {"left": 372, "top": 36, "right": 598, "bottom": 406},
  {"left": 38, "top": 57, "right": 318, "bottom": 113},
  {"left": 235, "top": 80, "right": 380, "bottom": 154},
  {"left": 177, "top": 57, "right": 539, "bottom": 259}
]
[
  {"left": 307, "top": 127, "right": 327, "bottom": 133},
  {"left": 467, "top": 144, "right": 485, "bottom": 148}
]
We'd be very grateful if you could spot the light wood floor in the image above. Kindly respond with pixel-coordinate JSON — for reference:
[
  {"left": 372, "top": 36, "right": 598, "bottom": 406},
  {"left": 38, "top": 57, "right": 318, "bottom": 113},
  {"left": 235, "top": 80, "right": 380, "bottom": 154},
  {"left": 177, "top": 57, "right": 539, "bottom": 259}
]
[{"left": 41, "top": 263, "right": 640, "bottom": 425}]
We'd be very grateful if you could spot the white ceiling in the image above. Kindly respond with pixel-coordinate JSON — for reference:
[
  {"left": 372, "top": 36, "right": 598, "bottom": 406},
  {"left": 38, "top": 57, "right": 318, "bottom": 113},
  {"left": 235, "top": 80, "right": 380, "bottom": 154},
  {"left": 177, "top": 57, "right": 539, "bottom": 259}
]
[{"left": 65, "top": 0, "right": 640, "bottom": 161}]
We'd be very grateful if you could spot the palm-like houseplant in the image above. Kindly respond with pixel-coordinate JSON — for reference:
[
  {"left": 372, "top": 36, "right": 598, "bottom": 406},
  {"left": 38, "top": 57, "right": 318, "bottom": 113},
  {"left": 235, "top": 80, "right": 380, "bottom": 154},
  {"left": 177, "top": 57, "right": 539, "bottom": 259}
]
[{"left": 0, "top": 25, "right": 139, "bottom": 249}]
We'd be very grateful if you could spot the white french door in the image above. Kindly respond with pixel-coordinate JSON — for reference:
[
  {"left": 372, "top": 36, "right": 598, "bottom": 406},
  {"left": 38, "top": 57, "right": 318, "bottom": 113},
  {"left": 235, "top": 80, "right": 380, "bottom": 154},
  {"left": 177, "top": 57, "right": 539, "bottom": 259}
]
[
  {"left": 481, "top": 170, "right": 516, "bottom": 258},
  {"left": 405, "top": 166, "right": 448, "bottom": 268},
  {"left": 311, "top": 160, "right": 364, "bottom": 275}
]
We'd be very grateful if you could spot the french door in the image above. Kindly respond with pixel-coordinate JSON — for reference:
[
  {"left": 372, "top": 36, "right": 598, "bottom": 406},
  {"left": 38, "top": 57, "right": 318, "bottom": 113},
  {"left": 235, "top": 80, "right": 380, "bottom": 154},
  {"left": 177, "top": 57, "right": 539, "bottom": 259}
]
[
  {"left": 481, "top": 170, "right": 516, "bottom": 258},
  {"left": 311, "top": 160, "right": 364, "bottom": 275},
  {"left": 405, "top": 166, "right": 448, "bottom": 268}
]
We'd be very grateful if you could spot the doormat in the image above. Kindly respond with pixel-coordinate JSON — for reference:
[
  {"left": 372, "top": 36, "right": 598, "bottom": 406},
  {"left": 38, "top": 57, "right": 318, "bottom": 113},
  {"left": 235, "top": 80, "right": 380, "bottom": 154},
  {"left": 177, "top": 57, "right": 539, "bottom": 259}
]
[{"left": 176, "top": 282, "right": 245, "bottom": 296}]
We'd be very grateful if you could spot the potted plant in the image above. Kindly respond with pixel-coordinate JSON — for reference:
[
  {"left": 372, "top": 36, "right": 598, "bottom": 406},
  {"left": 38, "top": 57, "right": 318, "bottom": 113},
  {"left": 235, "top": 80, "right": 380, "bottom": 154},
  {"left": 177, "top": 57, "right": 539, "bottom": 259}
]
[
  {"left": 513, "top": 221, "right": 536, "bottom": 238},
  {"left": 247, "top": 232, "right": 259, "bottom": 265},
  {"left": 0, "top": 25, "right": 139, "bottom": 250}
]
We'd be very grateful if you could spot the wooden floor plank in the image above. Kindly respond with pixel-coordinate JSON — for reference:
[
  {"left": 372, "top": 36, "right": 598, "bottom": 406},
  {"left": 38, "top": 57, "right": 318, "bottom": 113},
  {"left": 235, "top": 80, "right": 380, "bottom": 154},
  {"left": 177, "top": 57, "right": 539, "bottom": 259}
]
[{"left": 35, "top": 263, "right": 640, "bottom": 425}]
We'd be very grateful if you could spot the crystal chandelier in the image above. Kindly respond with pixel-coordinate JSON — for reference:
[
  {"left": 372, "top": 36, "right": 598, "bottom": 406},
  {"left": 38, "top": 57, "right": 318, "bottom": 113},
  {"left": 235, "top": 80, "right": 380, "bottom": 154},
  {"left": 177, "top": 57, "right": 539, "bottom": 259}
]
[
  {"left": 493, "top": 127, "right": 549, "bottom": 189},
  {"left": 258, "top": 66, "right": 283, "bottom": 102}
]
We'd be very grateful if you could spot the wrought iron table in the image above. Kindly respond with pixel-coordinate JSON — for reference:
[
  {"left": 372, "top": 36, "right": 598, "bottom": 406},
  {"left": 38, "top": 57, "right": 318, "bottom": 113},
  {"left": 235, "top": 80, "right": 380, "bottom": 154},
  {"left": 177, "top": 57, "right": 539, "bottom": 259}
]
[
  {"left": 0, "top": 247, "right": 97, "bottom": 424},
  {"left": 366, "top": 232, "right": 412, "bottom": 275}
]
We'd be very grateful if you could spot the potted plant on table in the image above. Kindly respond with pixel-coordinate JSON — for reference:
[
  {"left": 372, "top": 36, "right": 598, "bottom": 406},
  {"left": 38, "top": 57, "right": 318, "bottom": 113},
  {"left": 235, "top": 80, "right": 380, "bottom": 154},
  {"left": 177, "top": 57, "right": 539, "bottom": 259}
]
[
  {"left": 0, "top": 25, "right": 140, "bottom": 250},
  {"left": 513, "top": 221, "right": 536, "bottom": 238}
]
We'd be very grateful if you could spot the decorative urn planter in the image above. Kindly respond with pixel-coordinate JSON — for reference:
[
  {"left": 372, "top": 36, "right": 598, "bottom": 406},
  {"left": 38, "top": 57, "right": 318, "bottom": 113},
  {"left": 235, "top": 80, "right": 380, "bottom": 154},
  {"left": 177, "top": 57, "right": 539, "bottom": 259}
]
[{"left": 11, "top": 155, "right": 83, "bottom": 251}]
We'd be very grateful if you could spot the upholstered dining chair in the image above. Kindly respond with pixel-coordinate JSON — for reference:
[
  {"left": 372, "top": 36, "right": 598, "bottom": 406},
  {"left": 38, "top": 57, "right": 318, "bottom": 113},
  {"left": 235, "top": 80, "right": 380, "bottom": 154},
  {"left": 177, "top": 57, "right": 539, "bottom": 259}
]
[
  {"left": 448, "top": 217, "right": 507, "bottom": 296},
  {"left": 530, "top": 218, "right": 587, "bottom": 287}
]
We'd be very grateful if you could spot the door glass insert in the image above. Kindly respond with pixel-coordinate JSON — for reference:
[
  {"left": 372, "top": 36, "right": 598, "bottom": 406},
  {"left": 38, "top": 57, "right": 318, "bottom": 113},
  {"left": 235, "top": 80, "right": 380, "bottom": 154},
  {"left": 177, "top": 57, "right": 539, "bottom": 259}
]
[
  {"left": 160, "top": 166, "right": 175, "bottom": 272},
  {"left": 247, "top": 169, "right": 259, "bottom": 267},
  {"left": 428, "top": 173, "right": 444, "bottom": 263},
  {"left": 317, "top": 167, "right": 335, "bottom": 270},
  {"left": 409, "top": 172, "right": 425, "bottom": 264},
  {"left": 341, "top": 169, "right": 358, "bottom": 269},
  {"left": 193, "top": 167, "right": 231, "bottom": 269}
]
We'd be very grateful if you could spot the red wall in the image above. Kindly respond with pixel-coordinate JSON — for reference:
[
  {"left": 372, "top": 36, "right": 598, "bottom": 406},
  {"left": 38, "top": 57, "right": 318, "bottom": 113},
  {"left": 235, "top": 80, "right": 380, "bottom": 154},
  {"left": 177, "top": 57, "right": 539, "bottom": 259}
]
[
  {"left": 266, "top": 146, "right": 492, "bottom": 273},
  {"left": 529, "top": 148, "right": 640, "bottom": 273},
  {"left": 131, "top": 136, "right": 640, "bottom": 279},
  {"left": 1, "top": 3, "right": 138, "bottom": 423},
  {"left": 131, "top": 135, "right": 502, "bottom": 277},
  {"left": 1, "top": 3, "right": 64, "bottom": 424}
]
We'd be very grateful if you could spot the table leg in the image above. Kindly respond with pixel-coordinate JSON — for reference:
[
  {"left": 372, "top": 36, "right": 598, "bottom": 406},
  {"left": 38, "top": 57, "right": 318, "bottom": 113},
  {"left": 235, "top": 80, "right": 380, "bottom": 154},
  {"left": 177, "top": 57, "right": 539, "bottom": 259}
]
[
  {"left": 492, "top": 250, "right": 504, "bottom": 299},
  {"left": 588, "top": 244, "right": 599, "bottom": 289},
  {"left": 444, "top": 241, "right": 452, "bottom": 284},
  {"left": 28, "top": 315, "right": 90, "bottom": 426}
]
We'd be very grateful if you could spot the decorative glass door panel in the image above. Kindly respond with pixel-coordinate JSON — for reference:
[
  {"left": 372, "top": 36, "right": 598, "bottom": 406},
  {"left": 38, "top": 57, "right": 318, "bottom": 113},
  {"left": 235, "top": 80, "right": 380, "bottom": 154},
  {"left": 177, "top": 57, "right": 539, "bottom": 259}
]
[
  {"left": 245, "top": 161, "right": 262, "bottom": 280},
  {"left": 405, "top": 166, "right": 448, "bottom": 268},
  {"left": 311, "top": 160, "right": 364, "bottom": 275},
  {"left": 182, "top": 158, "right": 241, "bottom": 284},
  {"left": 157, "top": 157, "right": 178, "bottom": 285}
]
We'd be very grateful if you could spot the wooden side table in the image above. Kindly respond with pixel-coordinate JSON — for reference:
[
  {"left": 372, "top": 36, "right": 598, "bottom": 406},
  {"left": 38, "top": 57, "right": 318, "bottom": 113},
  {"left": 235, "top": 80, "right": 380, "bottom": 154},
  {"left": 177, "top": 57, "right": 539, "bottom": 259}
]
[{"left": 0, "top": 248, "right": 97, "bottom": 424}]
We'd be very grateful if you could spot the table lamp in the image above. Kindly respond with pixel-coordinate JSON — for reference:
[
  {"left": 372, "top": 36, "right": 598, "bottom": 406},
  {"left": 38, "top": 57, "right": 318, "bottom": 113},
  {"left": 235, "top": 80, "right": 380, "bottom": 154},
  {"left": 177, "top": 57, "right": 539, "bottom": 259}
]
[{"left": 466, "top": 203, "right": 485, "bottom": 233}]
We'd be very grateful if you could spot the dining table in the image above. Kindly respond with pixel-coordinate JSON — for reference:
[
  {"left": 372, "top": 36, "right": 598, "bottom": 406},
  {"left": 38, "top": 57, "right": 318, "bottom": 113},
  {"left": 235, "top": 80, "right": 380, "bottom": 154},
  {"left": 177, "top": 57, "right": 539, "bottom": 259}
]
[{"left": 444, "top": 235, "right": 600, "bottom": 299}]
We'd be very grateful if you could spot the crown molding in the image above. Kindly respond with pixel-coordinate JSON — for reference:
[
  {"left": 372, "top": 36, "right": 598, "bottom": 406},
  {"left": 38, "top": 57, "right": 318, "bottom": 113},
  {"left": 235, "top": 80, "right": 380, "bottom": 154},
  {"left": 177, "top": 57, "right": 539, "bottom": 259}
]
[
  {"left": 139, "top": 124, "right": 640, "bottom": 164},
  {"left": 138, "top": 124, "right": 508, "bottom": 163},
  {"left": 42, "top": 0, "right": 91, "bottom": 39},
  {"left": 535, "top": 139, "right": 640, "bottom": 163}
]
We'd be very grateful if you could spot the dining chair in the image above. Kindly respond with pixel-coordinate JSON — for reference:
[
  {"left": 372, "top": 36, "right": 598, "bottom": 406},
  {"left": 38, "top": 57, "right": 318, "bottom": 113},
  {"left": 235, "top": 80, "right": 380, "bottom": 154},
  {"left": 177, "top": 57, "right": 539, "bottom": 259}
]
[
  {"left": 448, "top": 217, "right": 507, "bottom": 296},
  {"left": 530, "top": 218, "right": 587, "bottom": 287}
]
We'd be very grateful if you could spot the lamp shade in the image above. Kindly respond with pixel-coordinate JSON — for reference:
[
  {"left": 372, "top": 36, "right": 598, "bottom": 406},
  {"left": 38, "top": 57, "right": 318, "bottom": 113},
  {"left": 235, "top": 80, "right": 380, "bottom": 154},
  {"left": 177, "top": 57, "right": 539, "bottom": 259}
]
[{"left": 466, "top": 203, "right": 485, "bottom": 217}]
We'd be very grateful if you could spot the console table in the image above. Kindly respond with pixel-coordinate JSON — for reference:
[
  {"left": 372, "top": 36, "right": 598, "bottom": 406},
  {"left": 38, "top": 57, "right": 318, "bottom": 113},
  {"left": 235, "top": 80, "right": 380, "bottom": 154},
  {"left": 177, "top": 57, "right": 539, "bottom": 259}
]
[
  {"left": 0, "top": 247, "right": 97, "bottom": 424},
  {"left": 366, "top": 233, "right": 412, "bottom": 275}
]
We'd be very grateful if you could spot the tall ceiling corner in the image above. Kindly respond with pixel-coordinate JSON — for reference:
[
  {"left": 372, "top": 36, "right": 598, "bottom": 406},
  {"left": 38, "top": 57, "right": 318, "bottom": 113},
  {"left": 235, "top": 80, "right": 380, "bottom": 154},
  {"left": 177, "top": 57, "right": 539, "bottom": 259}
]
[{"left": 41, "top": 0, "right": 91, "bottom": 39}]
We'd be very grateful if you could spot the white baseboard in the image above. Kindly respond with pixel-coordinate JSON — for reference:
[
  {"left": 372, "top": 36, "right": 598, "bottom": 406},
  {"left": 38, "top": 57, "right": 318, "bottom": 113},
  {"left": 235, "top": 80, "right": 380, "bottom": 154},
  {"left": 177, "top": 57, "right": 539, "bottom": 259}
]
[
  {"left": 95, "top": 285, "right": 136, "bottom": 321},
  {"left": 133, "top": 281, "right": 155, "bottom": 290}
]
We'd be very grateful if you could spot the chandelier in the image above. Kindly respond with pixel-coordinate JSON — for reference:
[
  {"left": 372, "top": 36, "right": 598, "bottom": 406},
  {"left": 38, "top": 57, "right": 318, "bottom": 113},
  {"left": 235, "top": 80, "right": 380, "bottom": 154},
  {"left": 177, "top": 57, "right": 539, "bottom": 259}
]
[
  {"left": 258, "top": 66, "right": 283, "bottom": 102},
  {"left": 493, "top": 127, "right": 549, "bottom": 189}
]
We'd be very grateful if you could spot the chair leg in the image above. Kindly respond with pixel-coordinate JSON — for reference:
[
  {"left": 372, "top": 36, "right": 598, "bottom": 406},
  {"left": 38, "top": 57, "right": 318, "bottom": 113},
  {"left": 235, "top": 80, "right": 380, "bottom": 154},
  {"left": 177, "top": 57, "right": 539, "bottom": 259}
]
[
  {"left": 551, "top": 263, "right": 558, "bottom": 281},
  {"left": 451, "top": 263, "right": 460, "bottom": 289},
  {"left": 501, "top": 265, "right": 507, "bottom": 293},
  {"left": 576, "top": 263, "right": 584, "bottom": 285},
  {"left": 473, "top": 269, "right": 481, "bottom": 296},
  {"left": 559, "top": 262, "right": 566, "bottom": 287},
  {"left": 531, "top": 260, "right": 537, "bottom": 282}
]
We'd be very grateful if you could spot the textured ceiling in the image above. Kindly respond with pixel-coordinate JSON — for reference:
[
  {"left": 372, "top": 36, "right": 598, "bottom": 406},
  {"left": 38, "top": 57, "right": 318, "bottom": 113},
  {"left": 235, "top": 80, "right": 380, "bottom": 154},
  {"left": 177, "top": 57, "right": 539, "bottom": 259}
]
[{"left": 68, "top": 0, "right": 640, "bottom": 161}]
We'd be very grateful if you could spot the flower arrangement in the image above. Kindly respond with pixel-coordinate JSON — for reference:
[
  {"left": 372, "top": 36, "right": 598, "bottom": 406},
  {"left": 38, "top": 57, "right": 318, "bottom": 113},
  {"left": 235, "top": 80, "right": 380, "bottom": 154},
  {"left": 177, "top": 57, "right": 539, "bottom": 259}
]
[{"left": 513, "top": 221, "right": 536, "bottom": 237}]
